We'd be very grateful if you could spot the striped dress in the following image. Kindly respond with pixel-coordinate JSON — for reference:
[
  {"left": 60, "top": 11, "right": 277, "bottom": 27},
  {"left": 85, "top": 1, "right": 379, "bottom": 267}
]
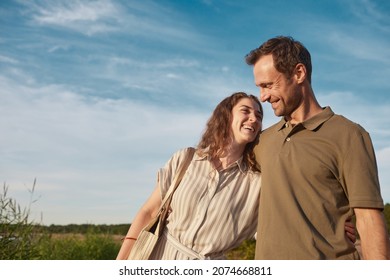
[{"left": 149, "top": 147, "right": 261, "bottom": 260}]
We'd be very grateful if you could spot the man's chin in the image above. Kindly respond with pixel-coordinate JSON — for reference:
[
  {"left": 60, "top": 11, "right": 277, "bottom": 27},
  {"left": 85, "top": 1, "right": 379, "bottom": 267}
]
[{"left": 273, "top": 110, "right": 283, "bottom": 117}]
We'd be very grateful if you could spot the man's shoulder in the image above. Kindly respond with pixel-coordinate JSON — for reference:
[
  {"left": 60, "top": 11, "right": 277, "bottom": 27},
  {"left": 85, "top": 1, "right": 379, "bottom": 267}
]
[{"left": 328, "top": 113, "right": 368, "bottom": 134}]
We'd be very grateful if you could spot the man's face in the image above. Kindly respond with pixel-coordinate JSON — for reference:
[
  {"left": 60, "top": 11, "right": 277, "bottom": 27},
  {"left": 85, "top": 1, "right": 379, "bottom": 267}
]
[{"left": 253, "top": 54, "right": 300, "bottom": 118}]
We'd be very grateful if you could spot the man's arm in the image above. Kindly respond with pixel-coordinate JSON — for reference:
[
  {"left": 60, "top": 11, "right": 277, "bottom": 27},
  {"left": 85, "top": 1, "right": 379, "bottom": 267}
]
[{"left": 354, "top": 208, "right": 390, "bottom": 259}]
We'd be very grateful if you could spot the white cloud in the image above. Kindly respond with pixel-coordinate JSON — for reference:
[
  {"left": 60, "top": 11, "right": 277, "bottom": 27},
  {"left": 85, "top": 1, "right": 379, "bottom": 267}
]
[
  {"left": 94, "top": 54, "right": 242, "bottom": 107},
  {"left": 347, "top": 0, "right": 390, "bottom": 33},
  {"left": 4, "top": 0, "right": 389, "bottom": 225},
  {"left": 377, "top": 147, "right": 390, "bottom": 168},
  {"left": 327, "top": 32, "right": 390, "bottom": 64},
  {"left": 0, "top": 55, "right": 19, "bottom": 64},
  {"left": 48, "top": 44, "right": 70, "bottom": 53},
  {"left": 0, "top": 73, "right": 209, "bottom": 224},
  {"left": 377, "top": 147, "right": 390, "bottom": 205},
  {"left": 25, "top": 0, "right": 121, "bottom": 35},
  {"left": 20, "top": 0, "right": 211, "bottom": 47}
]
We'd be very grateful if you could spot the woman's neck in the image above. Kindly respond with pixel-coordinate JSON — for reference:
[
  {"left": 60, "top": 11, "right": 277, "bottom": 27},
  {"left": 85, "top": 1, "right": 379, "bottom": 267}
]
[{"left": 213, "top": 143, "right": 245, "bottom": 170}]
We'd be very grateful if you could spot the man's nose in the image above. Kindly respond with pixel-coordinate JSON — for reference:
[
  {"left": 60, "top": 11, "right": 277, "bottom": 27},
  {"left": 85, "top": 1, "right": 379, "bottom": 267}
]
[{"left": 259, "top": 88, "right": 270, "bottom": 102}]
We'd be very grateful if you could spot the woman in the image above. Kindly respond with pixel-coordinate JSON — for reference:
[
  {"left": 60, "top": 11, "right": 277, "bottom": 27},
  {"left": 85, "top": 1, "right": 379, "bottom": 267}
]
[{"left": 117, "top": 92, "right": 263, "bottom": 259}]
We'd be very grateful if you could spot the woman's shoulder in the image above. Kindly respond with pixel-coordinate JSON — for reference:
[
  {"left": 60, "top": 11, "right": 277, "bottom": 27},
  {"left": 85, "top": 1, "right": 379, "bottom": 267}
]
[
  {"left": 172, "top": 147, "right": 196, "bottom": 158},
  {"left": 167, "top": 147, "right": 196, "bottom": 166}
]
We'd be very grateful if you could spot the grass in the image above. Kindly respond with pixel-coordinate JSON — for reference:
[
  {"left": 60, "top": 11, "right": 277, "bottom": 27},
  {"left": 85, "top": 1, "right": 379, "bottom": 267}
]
[
  {"left": 0, "top": 180, "right": 122, "bottom": 260},
  {"left": 226, "top": 239, "right": 256, "bottom": 260},
  {"left": 2, "top": 181, "right": 388, "bottom": 260},
  {"left": 36, "top": 231, "right": 121, "bottom": 260},
  {"left": 0, "top": 180, "right": 255, "bottom": 260}
]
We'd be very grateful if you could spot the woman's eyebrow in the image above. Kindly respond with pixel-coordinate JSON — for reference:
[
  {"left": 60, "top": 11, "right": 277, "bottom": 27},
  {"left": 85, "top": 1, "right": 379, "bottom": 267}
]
[{"left": 240, "top": 105, "right": 262, "bottom": 117}]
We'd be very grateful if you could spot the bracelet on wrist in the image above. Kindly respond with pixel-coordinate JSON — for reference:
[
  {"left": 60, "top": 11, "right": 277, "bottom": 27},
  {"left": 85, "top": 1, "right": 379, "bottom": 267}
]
[{"left": 122, "top": 236, "right": 137, "bottom": 241}]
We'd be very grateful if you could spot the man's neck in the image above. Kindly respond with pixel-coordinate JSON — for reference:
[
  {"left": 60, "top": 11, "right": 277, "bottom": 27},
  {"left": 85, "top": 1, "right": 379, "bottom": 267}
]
[{"left": 288, "top": 88, "right": 322, "bottom": 124}]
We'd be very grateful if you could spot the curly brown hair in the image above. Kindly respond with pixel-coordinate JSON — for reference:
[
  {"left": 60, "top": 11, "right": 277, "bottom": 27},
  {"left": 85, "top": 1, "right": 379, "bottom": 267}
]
[{"left": 197, "top": 92, "right": 263, "bottom": 172}]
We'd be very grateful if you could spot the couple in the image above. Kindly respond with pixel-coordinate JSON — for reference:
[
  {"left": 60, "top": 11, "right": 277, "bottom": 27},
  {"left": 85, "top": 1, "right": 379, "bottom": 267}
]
[{"left": 117, "top": 36, "right": 389, "bottom": 260}]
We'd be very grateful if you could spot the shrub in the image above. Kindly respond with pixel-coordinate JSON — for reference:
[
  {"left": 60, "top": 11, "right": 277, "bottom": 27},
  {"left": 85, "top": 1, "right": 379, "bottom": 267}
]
[{"left": 0, "top": 181, "right": 43, "bottom": 260}]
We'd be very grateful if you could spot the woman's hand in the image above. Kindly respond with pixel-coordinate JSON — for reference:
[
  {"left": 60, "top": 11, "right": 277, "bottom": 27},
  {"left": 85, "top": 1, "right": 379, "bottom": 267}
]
[{"left": 345, "top": 218, "right": 356, "bottom": 244}]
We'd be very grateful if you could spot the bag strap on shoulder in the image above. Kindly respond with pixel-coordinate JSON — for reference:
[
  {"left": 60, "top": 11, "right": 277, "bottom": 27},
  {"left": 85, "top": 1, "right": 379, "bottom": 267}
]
[
  {"left": 162, "top": 147, "right": 195, "bottom": 205},
  {"left": 157, "top": 147, "right": 195, "bottom": 235}
]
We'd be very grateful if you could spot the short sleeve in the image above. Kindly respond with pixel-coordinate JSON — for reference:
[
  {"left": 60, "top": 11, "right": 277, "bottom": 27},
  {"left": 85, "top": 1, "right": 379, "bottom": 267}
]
[
  {"left": 342, "top": 129, "right": 384, "bottom": 209},
  {"left": 156, "top": 148, "right": 194, "bottom": 200}
]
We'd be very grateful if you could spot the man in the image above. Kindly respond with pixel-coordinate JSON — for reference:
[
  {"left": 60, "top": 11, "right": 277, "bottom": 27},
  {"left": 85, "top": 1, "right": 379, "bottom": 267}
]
[{"left": 245, "top": 36, "right": 390, "bottom": 259}]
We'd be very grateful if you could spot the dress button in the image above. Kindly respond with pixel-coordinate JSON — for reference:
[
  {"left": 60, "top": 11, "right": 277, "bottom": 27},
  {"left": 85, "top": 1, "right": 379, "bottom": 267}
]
[{"left": 286, "top": 137, "right": 291, "bottom": 142}]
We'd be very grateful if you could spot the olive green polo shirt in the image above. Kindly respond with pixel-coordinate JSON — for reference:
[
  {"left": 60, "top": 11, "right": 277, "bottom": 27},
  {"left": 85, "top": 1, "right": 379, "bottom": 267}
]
[{"left": 255, "top": 107, "right": 384, "bottom": 259}]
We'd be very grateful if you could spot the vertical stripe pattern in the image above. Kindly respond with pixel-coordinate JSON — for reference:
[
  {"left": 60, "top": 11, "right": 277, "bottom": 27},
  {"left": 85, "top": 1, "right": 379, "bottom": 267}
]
[{"left": 150, "top": 147, "right": 261, "bottom": 260}]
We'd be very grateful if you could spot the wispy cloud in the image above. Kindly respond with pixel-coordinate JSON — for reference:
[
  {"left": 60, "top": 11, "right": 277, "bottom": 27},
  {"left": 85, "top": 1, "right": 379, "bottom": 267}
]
[
  {"left": 347, "top": 0, "right": 390, "bottom": 33},
  {"left": 20, "top": 0, "right": 211, "bottom": 48},
  {"left": 22, "top": 0, "right": 121, "bottom": 35},
  {"left": 2, "top": 0, "right": 389, "bottom": 225},
  {"left": 0, "top": 55, "right": 19, "bottom": 64},
  {"left": 0, "top": 70, "right": 208, "bottom": 224},
  {"left": 47, "top": 44, "right": 70, "bottom": 53},
  {"left": 327, "top": 32, "right": 390, "bottom": 64},
  {"left": 0, "top": 73, "right": 207, "bottom": 159},
  {"left": 91, "top": 53, "right": 245, "bottom": 108}
]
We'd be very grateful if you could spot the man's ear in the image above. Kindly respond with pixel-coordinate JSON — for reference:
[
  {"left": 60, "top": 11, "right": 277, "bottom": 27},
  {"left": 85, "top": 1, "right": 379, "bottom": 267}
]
[{"left": 294, "top": 63, "right": 307, "bottom": 84}]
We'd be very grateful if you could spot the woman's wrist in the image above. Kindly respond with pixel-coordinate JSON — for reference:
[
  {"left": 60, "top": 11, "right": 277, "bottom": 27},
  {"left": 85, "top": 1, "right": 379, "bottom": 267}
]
[{"left": 122, "top": 236, "right": 137, "bottom": 241}]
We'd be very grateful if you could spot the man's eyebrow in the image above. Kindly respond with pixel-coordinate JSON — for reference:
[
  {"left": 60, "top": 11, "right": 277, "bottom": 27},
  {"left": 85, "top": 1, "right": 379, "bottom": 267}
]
[{"left": 258, "top": 82, "right": 272, "bottom": 87}]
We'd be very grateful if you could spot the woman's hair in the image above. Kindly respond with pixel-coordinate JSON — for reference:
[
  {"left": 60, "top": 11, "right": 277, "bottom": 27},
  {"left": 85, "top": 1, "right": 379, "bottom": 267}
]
[
  {"left": 245, "top": 36, "right": 312, "bottom": 84},
  {"left": 197, "top": 92, "right": 263, "bottom": 172}
]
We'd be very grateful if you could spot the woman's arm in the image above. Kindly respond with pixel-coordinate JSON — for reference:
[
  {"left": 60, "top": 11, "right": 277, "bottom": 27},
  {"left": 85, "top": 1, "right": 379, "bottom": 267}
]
[{"left": 116, "top": 184, "right": 162, "bottom": 260}]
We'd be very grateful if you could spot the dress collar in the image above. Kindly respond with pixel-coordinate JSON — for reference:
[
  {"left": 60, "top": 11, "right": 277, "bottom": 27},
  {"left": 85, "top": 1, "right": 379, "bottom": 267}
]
[{"left": 194, "top": 149, "right": 247, "bottom": 173}]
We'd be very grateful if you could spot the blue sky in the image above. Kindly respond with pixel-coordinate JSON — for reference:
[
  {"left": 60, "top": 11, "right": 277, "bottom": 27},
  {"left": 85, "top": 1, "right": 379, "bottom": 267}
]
[{"left": 1, "top": 0, "right": 389, "bottom": 225}]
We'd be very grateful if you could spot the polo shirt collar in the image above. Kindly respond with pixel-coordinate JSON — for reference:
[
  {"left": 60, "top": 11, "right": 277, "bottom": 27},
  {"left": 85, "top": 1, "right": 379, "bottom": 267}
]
[{"left": 277, "top": 106, "right": 334, "bottom": 131}]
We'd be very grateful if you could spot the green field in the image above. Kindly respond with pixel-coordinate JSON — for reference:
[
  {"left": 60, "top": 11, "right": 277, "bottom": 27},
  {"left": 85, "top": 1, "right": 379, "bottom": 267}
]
[{"left": 1, "top": 184, "right": 389, "bottom": 260}]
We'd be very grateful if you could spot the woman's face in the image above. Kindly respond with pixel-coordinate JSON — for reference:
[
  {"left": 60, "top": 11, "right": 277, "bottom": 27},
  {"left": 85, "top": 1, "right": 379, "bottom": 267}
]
[{"left": 230, "top": 97, "right": 262, "bottom": 146}]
